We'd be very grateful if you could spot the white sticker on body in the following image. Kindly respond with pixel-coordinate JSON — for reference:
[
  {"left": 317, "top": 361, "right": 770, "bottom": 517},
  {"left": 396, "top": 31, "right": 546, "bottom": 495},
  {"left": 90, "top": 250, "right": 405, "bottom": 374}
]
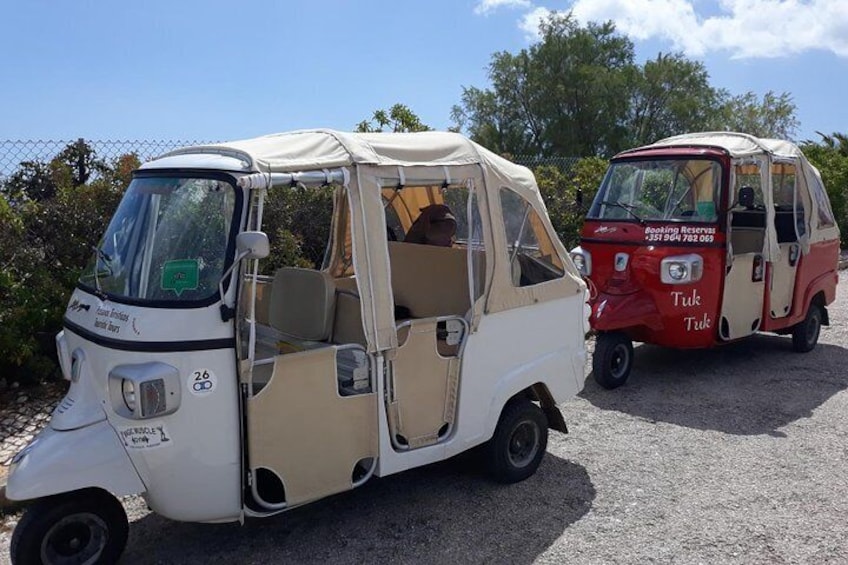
[
  {"left": 188, "top": 368, "right": 218, "bottom": 396},
  {"left": 118, "top": 424, "right": 172, "bottom": 449}
]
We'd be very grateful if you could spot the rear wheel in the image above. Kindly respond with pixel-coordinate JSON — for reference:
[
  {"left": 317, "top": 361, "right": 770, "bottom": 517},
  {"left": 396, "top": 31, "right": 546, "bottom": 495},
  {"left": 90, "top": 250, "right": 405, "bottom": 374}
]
[
  {"left": 484, "top": 398, "right": 548, "bottom": 484},
  {"left": 792, "top": 303, "right": 822, "bottom": 353},
  {"left": 593, "top": 331, "right": 634, "bottom": 389},
  {"left": 10, "top": 488, "right": 128, "bottom": 565}
]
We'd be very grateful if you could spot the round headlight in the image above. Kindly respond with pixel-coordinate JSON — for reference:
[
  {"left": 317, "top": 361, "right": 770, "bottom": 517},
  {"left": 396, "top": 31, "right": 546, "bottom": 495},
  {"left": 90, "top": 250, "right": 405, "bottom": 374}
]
[
  {"left": 122, "top": 379, "right": 136, "bottom": 412},
  {"left": 668, "top": 263, "right": 687, "bottom": 280}
]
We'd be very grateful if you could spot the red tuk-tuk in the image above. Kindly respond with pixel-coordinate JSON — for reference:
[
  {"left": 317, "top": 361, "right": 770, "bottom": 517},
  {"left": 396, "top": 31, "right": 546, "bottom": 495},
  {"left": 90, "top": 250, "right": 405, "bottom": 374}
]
[{"left": 571, "top": 132, "right": 840, "bottom": 389}]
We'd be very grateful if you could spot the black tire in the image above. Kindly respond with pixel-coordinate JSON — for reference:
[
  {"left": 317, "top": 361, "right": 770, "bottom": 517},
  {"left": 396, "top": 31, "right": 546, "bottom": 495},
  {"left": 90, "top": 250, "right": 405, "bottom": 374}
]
[
  {"left": 593, "top": 331, "right": 634, "bottom": 389},
  {"left": 484, "top": 398, "right": 548, "bottom": 484},
  {"left": 792, "top": 303, "right": 822, "bottom": 353},
  {"left": 10, "top": 488, "right": 129, "bottom": 565}
]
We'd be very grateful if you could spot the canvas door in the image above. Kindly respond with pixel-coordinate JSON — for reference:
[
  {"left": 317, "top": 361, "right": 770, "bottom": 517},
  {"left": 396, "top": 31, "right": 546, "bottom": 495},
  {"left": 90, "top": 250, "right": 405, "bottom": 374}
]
[
  {"left": 247, "top": 346, "right": 377, "bottom": 507},
  {"left": 387, "top": 319, "right": 462, "bottom": 450}
]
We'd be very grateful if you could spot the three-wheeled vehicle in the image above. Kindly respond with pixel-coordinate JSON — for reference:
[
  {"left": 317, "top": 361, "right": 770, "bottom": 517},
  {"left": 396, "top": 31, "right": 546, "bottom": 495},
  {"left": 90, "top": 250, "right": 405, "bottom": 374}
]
[
  {"left": 571, "top": 132, "right": 840, "bottom": 389},
  {"left": 7, "top": 129, "right": 589, "bottom": 563}
]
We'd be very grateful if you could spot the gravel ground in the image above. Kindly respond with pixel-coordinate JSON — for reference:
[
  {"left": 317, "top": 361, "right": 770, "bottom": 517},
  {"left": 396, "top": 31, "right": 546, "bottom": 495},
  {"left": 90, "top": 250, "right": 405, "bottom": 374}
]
[{"left": 3, "top": 274, "right": 848, "bottom": 564}]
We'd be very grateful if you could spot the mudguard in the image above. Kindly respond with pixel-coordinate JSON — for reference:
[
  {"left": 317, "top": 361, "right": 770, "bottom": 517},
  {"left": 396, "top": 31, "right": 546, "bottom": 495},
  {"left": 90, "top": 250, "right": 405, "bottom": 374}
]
[
  {"left": 6, "top": 420, "right": 145, "bottom": 501},
  {"left": 591, "top": 290, "right": 663, "bottom": 333}
]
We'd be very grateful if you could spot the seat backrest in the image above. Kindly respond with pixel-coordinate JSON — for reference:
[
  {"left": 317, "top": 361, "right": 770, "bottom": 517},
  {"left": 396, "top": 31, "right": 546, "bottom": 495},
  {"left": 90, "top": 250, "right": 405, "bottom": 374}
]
[
  {"left": 387, "top": 241, "right": 472, "bottom": 318},
  {"left": 332, "top": 291, "right": 367, "bottom": 346},
  {"left": 269, "top": 268, "right": 336, "bottom": 341}
]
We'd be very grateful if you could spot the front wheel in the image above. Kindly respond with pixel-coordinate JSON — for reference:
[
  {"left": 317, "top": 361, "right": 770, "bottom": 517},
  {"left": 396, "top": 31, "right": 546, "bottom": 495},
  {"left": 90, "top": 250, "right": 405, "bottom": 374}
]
[
  {"left": 792, "top": 303, "right": 822, "bottom": 353},
  {"left": 484, "top": 398, "right": 548, "bottom": 484},
  {"left": 10, "top": 488, "right": 129, "bottom": 565},
  {"left": 593, "top": 331, "right": 634, "bottom": 389}
]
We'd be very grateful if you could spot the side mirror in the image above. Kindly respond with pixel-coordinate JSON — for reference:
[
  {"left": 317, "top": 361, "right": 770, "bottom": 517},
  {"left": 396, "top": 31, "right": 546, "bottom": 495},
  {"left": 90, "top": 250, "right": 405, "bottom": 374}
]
[
  {"left": 738, "top": 186, "right": 755, "bottom": 209},
  {"left": 236, "top": 231, "right": 270, "bottom": 260}
]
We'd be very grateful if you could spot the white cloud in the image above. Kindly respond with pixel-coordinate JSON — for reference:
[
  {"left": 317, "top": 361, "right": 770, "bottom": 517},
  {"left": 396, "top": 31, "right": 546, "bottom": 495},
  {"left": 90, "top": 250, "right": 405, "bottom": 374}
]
[
  {"left": 475, "top": 0, "right": 532, "bottom": 16},
  {"left": 518, "top": 7, "right": 553, "bottom": 38},
  {"left": 476, "top": 0, "right": 848, "bottom": 58}
]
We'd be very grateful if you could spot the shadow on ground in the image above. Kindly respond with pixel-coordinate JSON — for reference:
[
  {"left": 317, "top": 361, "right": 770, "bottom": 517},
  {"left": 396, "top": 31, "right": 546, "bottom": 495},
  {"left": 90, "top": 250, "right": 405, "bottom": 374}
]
[
  {"left": 581, "top": 335, "right": 848, "bottom": 436},
  {"left": 122, "top": 453, "right": 594, "bottom": 565}
]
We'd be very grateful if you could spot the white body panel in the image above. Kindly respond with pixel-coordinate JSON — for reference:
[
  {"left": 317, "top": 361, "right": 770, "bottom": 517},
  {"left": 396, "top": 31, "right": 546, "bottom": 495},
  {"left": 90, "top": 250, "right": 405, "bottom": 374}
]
[
  {"left": 6, "top": 421, "right": 145, "bottom": 501},
  {"left": 63, "top": 288, "right": 234, "bottom": 344},
  {"left": 15, "top": 288, "right": 244, "bottom": 523}
]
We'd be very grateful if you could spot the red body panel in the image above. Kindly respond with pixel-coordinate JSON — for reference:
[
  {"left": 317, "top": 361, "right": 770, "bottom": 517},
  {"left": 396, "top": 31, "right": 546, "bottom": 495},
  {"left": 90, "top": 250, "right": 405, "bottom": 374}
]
[
  {"left": 583, "top": 221, "right": 725, "bottom": 348},
  {"left": 760, "top": 239, "right": 840, "bottom": 331}
]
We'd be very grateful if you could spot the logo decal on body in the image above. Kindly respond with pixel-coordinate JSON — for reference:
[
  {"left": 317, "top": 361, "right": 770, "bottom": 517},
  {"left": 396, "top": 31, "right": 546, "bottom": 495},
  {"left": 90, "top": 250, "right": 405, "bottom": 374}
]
[
  {"left": 68, "top": 299, "right": 91, "bottom": 312},
  {"left": 118, "top": 424, "right": 172, "bottom": 449}
]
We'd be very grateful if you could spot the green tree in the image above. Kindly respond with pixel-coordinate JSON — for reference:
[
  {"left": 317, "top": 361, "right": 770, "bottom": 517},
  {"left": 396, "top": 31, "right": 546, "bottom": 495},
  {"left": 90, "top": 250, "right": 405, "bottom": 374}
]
[
  {"left": 812, "top": 131, "right": 848, "bottom": 155},
  {"left": 536, "top": 156, "right": 608, "bottom": 248},
  {"left": 453, "top": 13, "right": 800, "bottom": 155},
  {"left": 454, "top": 12, "right": 636, "bottom": 157},
  {"left": 628, "top": 53, "right": 725, "bottom": 146},
  {"left": 0, "top": 147, "right": 136, "bottom": 385},
  {"left": 355, "top": 103, "right": 432, "bottom": 133},
  {"left": 713, "top": 91, "right": 800, "bottom": 139},
  {"left": 260, "top": 184, "right": 335, "bottom": 274}
]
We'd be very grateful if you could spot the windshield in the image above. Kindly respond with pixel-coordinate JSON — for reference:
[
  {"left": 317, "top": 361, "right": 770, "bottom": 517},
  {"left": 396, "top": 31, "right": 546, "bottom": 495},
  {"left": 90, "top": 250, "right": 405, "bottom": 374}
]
[
  {"left": 79, "top": 173, "right": 239, "bottom": 303},
  {"left": 589, "top": 159, "right": 723, "bottom": 223}
]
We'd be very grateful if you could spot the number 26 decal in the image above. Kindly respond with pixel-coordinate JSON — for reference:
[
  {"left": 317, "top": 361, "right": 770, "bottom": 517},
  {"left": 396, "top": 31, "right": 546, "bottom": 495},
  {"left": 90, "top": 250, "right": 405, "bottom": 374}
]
[{"left": 188, "top": 369, "right": 217, "bottom": 396}]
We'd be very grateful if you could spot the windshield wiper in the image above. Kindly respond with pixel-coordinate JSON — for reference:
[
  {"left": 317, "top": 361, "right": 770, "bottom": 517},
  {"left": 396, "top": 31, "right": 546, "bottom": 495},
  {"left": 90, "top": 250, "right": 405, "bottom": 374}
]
[
  {"left": 90, "top": 245, "right": 114, "bottom": 298},
  {"left": 601, "top": 201, "right": 645, "bottom": 223},
  {"left": 91, "top": 245, "right": 114, "bottom": 276}
]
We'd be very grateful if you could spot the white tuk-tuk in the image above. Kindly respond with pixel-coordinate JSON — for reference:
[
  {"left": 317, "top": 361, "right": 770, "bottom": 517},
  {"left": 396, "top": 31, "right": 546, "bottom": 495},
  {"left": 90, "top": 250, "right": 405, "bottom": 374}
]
[{"left": 7, "top": 130, "right": 589, "bottom": 563}]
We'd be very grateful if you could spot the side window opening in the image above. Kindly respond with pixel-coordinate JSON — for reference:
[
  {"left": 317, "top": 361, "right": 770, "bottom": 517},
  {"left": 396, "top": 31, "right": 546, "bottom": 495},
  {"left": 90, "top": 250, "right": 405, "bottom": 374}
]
[
  {"left": 809, "top": 174, "right": 836, "bottom": 229},
  {"left": 499, "top": 187, "right": 564, "bottom": 288},
  {"left": 729, "top": 163, "right": 765, "bottom": 256},
  {"left": 771, "top": 163, "right": 805, "bottom": 242},
  {"left": 382, "top": 182, "right": 485, "bottom": 321}
]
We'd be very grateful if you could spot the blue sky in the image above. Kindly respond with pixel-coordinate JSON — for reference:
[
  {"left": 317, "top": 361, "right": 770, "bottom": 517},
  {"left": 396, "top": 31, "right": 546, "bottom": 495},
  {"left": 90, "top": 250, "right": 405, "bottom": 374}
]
[{"left": 1, "top": 0, "right": 846, "bottom": 147}]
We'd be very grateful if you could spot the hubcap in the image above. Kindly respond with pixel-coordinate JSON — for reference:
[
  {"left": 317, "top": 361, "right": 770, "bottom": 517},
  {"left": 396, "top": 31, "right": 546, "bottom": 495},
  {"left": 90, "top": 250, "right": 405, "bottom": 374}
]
[
  {"left": 507, "top": 420, "right": 540, "bottom": 468},
  {"left": 609, "top": 343, "right": 631, "bottom": 380},
  {"left": 41, "top": 513, "right": 108, "bottom": 565}
]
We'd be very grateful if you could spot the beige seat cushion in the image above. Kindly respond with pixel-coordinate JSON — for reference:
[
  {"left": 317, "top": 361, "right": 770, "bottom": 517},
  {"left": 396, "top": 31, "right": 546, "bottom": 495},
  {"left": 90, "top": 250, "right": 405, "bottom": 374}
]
[{"left": 269, "top": 268, "right": 336, "bottom": 341}]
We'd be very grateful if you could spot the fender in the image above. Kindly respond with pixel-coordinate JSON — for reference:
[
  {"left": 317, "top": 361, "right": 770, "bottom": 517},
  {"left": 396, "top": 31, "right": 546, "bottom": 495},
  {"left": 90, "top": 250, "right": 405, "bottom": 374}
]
[
  {"left": 591, "top": 290, "right": 664, "bottom": 333},
  {"left": 481, "top": 346, "right": 582, "bottom": 444},
  {"left": 800, "top": 270, "right": 838, "bottom": 317},
  {"left": 6, "top": 420, "right": 145, "bottom": 501}
]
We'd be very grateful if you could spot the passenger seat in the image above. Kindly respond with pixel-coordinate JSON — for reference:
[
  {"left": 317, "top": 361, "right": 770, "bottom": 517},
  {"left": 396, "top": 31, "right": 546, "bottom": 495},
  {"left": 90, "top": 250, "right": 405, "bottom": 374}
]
[{"left": 268, "top": 268, "right": 337, "bottom": 343}]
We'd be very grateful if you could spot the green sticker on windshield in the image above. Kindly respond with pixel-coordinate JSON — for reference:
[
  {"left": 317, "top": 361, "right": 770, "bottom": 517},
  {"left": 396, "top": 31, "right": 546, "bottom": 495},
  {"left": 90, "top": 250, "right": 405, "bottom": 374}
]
[
  {"left": 696, "top": 201, "right": 716, "bottom": 219},
  {"left": 161, "top": 260, "right": 199, "bottom": 296}
]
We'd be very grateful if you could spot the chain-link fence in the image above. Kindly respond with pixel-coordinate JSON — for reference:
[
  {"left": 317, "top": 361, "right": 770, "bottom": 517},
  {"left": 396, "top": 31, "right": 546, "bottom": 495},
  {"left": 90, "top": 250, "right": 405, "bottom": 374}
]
[
  {"left": 0, "top": 139, "right": 216, "bottom": 180},
  {"left": 0, "top": 140, "right": 585, "bottom": 181},
  {"left": 512, "top": 155, "right": 583, "bottom": 174}
]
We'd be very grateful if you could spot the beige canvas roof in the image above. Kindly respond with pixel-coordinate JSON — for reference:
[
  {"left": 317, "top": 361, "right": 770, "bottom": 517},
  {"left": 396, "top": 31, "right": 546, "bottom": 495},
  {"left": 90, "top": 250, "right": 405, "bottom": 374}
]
[
  {"left": 162, "top": 129, "right": 584, "bottom": 354},
  {"left": 636, "top": 131, "right": 807, "bottom": 159},
  {"left": 165, "top": 129, "right": 534, "bottom": 183}
]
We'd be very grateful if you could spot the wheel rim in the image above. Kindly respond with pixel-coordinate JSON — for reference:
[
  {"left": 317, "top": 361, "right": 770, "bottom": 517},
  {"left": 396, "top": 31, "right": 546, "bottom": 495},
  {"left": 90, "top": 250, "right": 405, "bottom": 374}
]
[
  {"left": 609, "top": 343, "right": 631, "bottom": 380},
  {"left": 507, "top": 420, "right": 540, "bottom": 469},
  {"left": 41, "top": 512, "right": 108, "bottom": 565}
]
